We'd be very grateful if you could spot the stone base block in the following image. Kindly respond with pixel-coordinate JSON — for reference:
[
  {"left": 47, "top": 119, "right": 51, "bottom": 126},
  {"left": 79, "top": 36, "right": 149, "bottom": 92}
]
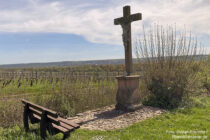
[{"left": 115, "top": 75, "right": 141, "bottom": 111}]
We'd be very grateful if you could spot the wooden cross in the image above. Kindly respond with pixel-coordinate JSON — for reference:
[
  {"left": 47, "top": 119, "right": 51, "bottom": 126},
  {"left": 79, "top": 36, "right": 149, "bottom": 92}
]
[{"left": 114, "top": 6, "right": 142, "bottom": 76}]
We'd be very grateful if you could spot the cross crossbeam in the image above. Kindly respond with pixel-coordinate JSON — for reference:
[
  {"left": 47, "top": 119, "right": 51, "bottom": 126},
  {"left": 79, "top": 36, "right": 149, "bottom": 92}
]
[{"left": 114, "top": 13, "right": 141, "bottom": 25}]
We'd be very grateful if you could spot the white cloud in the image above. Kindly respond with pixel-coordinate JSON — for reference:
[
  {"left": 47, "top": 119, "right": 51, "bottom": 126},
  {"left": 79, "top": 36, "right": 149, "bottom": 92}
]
[{"left": 0, "top": 0, "right": 209, "bottom": 46}]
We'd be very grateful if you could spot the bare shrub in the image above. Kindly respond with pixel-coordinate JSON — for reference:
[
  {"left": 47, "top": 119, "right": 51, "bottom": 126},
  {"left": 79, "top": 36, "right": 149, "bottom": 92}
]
[
  {"left": 200, "top": 55, "right": 210, "bottom": 94},
  {"left": 135, "top": 25, "right": 204, "bottom": 109}
]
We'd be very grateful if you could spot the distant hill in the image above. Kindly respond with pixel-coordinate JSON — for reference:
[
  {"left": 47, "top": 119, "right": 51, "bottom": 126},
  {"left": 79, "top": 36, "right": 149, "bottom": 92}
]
[
  {"left": 0, "top": 59, "right": 128, "bottom": 68},
  {"left": 0, "top": 55, "right": 208, "bottom": 68}
]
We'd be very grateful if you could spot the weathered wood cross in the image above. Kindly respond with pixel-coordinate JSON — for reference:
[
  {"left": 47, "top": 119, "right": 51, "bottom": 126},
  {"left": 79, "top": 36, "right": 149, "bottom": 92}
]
[{"left": 114, "top": 6, "right": 142, "bottom": 76}]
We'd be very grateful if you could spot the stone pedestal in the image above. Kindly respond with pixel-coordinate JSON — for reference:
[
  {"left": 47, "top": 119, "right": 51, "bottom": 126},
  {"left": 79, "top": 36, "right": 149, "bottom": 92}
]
[{"left": 115, "top": 75, "right": 141, "bottom": 111}]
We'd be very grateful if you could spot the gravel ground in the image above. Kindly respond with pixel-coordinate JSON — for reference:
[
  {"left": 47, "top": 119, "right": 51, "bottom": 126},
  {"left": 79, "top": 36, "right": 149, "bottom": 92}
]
[{"left": 68, "top": 105, "right": 166, "bottom": 130}]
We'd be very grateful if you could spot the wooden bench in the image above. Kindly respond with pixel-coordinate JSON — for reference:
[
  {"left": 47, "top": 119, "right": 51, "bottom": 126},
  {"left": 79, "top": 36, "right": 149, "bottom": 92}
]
[{"left": 21, "top": 99, "right": 80, "bottom": 140}]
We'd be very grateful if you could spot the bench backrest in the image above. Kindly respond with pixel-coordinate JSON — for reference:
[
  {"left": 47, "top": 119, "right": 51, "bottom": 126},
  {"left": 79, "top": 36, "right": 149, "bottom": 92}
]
[{"left": 21, "top": 99, "right": 59, "bottom": 125}]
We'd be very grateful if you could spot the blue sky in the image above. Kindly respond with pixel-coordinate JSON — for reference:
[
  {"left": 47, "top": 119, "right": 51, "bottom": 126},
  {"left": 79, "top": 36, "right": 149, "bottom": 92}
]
[{"left": 0, "top": 0, "right": 209, "bottom": 64}]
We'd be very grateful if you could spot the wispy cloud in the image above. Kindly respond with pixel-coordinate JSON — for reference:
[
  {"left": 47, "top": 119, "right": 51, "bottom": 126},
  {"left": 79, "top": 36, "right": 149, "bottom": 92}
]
[{"left": 0, "top": 0, "right": 209, "bottom": 47}]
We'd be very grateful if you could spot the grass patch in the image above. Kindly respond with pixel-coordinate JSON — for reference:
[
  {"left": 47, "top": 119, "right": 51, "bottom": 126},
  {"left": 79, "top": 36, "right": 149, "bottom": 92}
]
[{"left": 1, "top": 96, "right": 209, "bottom": 140}]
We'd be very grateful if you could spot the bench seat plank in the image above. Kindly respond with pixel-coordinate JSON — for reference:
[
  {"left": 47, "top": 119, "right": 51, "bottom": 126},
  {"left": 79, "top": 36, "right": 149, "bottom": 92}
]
[
  {"left": 58, "top": 117, "right": 80, "bottom": 128},
  {"left": 47, "top": 115, "right": 60, "bottom": 125},
  {"left": 60, "top": 122, "right": 74, "bottom": 131},
  {"left": 29, "top": 107, "right": 42, "bottom": 116},
  {"left": 33, "top": 114, "right": 41, "bottom": 120},
  {"left": 51, "top": 123, "right": 69, "bottom": 133}
]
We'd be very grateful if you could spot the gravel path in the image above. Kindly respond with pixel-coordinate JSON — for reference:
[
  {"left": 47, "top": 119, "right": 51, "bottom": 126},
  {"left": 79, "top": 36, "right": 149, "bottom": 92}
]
[{"left": 68, "top": 105, "right": 166, "bottom": 130}]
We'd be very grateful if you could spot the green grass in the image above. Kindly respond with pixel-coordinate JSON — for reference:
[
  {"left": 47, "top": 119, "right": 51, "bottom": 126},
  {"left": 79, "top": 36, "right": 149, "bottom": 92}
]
[
  {"left": 0, "top": 96, "right": 209, "bottom": 140},
  {"left": 0, "top": 78, "right": 116, "bottom": 95},
  {"left": 0, "top": 78, "right": 117, "bottom": 127}
]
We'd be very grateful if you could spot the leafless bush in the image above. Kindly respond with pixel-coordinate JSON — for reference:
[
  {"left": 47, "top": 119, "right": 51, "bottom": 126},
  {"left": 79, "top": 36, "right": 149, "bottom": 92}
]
[{"left": 135, "top": 25, "right": 204, "bottom": 109}]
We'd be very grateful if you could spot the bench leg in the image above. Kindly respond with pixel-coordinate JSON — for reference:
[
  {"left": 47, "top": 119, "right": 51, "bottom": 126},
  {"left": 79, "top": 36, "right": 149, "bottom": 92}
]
[
  {"left": 63, "top": 133, "right": 70, "bottom": 140},
  {"left": 40, "top": 111, "right": 47, "bottom": 140},
  {"left": 23, "top": 104, "right": 29, "bottom": 132}
]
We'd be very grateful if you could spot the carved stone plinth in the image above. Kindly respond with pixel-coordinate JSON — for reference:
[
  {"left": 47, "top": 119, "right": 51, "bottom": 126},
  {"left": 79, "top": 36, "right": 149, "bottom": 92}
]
[{"left": 115, "top": 75, "right": 141, "bottom": 111}]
